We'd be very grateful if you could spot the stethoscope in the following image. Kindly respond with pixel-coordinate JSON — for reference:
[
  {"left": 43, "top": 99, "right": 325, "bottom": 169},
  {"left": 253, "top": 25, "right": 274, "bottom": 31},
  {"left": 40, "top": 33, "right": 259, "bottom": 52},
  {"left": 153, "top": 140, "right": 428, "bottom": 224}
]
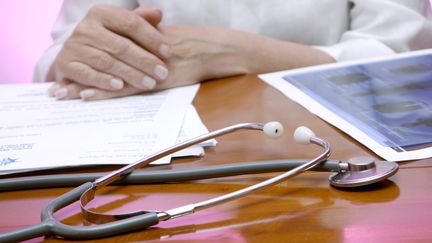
[{"left": 0, "top": 122, "right": 398, "bottom": 242}]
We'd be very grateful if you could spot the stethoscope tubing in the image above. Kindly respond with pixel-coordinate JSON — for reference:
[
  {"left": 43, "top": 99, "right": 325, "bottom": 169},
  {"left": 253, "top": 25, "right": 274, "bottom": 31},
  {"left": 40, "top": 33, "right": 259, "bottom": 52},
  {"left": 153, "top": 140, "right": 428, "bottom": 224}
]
[
  {"left": 1, "top": 159, "right": 342, "bottom": 242},
  {"left": 0, "top": 182, "right": 160, "bottom": 242},
  {"left": 0, "top": 121, "right": 400, "bottom": 242},
  {"left": 0, "top": 160, "right": 341, "bottom": 191}
]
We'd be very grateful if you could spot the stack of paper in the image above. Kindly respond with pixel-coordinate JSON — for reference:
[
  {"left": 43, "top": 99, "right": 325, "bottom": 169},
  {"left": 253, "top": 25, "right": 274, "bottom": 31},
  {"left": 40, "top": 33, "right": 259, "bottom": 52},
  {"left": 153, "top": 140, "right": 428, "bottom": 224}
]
[{"left": 0, "top": 83, "right": 215, "bottom": 175}]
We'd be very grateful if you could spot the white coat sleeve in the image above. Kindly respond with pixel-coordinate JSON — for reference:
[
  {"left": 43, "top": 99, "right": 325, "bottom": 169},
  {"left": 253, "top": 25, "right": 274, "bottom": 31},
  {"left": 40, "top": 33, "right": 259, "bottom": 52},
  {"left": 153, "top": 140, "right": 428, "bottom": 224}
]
[
  {"left": 314, "top": 0, "right": 432, "bottom": 62},
  {"left": 32, "top": 0, "right": 138, "bottom": 82}
]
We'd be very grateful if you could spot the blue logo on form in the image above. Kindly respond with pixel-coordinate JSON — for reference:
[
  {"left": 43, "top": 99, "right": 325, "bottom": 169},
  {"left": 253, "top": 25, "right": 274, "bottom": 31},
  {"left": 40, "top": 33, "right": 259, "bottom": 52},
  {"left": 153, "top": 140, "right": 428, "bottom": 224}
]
[{"left": 0, "top": 157, "right": 19, "bottom": 166}]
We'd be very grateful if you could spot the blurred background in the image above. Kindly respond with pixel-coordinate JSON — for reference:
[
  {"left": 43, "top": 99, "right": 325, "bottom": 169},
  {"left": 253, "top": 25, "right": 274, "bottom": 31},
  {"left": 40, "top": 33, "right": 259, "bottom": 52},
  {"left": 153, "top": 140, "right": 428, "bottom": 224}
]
[
  {"left": 0, "top": 1, "right": 62, "bottom": 84},
  {"left": 0, "top": 1, "right": 431, "bottom": 85}
]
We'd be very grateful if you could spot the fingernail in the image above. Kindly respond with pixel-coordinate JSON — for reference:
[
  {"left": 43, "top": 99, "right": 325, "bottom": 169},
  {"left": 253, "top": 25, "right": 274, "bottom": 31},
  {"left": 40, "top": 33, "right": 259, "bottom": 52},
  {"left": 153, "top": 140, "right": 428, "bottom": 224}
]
[
  {"left": 54, "top": 88, "right": 68, "bottom": 99},
  {"left": 159, "top": 44, "right": 171, "bottom": 58},
  {"left": 110, "top": 78, "right": 124, "bottom": 90},
  {"left": 154, "top": 65, "right": 168, "bottom": 80},
  {"left": 80, "top": 89, "right": 95, "bottom": 100},
  {"left": 48, "top": 83, "right": 60, "bottom": 97},
  {"left": 142, "top": 76, "right": 156, "bottom": 89}
]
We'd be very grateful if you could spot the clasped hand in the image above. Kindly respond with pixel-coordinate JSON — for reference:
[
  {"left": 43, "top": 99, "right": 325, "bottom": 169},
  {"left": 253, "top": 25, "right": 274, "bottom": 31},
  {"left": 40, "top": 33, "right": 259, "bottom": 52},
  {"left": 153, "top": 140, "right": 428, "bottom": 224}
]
[{"left": 49, "top": 4, "right": 209, "bottom": 100}]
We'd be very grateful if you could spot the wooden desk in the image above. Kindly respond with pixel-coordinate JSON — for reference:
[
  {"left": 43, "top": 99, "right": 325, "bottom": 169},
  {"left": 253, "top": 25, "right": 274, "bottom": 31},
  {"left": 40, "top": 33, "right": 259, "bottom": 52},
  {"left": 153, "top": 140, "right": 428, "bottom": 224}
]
[{"left": 1, "top": 75, "right": 431, "bottom": 242}]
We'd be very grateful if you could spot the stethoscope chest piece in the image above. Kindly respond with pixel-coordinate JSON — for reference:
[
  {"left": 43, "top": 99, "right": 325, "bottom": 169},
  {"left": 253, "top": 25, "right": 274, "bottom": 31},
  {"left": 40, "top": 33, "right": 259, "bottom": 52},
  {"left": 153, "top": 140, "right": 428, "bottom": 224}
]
[{"left": 329, "top": 156, "right": 399, "bottom": 188}]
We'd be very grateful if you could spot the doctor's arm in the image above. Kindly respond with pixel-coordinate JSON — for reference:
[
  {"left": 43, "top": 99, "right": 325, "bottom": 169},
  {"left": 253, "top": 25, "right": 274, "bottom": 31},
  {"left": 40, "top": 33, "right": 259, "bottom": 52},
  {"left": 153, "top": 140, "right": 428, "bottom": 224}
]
[
  {"left": 41, "top": 4, "right": 335, "bottom": 100},
  {"left": 315, "top": 0, "right": 432, "bottom": 61},
  {"left": 54, "top": 25, "right": 335, "bottom": 100},
  {"left": 37, "top": 0, "right": 432, "bottom": 101}
]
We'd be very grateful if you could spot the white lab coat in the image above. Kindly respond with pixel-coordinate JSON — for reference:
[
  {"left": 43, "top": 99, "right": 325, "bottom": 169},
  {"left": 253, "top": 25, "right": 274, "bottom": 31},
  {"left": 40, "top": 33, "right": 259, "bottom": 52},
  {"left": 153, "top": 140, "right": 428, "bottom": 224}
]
[{"left": 33, "top": 0, "right": 432, "bottom": 82}]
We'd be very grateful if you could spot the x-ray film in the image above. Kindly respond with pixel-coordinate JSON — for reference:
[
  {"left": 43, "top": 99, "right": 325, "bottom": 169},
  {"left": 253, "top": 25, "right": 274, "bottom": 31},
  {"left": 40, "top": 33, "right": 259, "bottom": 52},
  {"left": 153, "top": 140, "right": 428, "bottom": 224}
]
[{"left": 260, "top": 50, "right": 432, "bottom": 161}]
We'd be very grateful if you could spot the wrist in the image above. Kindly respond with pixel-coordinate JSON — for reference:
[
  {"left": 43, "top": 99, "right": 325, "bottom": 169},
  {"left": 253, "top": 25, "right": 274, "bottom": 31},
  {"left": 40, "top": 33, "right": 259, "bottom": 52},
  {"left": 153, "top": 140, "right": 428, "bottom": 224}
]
[{"left": 165, "top": 26, "right": 250, "bottom": 81}]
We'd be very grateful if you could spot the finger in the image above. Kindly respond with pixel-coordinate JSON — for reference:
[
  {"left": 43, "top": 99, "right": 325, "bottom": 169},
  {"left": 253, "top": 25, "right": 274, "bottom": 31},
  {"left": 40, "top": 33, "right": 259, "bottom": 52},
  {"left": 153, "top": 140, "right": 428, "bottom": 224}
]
[
  {"left": 52, "top": 80, "right": 88, "bottom": 100},
  {"left": 79, "top": 85, "right": 143, "bottom": 101},
  {"left": 47, "top": 80, "right": 71, "bottom": 97},
  {"left": 47, "top": 82, "right": 62, "bottom": 97},
  {"left": 89, "top": 4, "right": 171, "bottom": 59},
  {"left": 68, "top": 44, "right": 158, "bottom": 90},
  {"left": 72, "top": 25, "right": 169, "bottom": 84},
  {"left": 133, "top": 7, "right": 163, "bottom": 27},
  {"left": 61, "top": 61, "right": 126, "bottom": 91}
]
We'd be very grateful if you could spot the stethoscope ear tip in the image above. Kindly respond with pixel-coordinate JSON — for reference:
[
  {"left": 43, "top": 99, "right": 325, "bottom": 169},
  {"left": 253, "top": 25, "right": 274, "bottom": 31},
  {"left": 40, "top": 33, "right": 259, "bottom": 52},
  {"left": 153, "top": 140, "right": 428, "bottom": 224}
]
[
  {"left": 263, "top": 121, "right": 284, "bottom": 138},
  {"left": 294, "top": 126, "right": 316, "bottom": 144}
]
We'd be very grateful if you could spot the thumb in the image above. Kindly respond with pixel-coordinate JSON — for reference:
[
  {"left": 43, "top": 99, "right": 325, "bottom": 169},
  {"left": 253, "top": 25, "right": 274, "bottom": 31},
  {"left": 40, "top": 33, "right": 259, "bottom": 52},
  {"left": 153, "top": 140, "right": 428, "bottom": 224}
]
[{"left": 133, "top": 7, "right": 162, "bottom": 27}]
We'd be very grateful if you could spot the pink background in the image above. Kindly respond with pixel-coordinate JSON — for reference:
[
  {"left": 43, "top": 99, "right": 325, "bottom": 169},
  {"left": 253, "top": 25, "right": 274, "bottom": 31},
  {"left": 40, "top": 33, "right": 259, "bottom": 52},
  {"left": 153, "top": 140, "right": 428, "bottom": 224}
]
[{"left": 0, "top": 1, "right": 62, "bottom": 84}]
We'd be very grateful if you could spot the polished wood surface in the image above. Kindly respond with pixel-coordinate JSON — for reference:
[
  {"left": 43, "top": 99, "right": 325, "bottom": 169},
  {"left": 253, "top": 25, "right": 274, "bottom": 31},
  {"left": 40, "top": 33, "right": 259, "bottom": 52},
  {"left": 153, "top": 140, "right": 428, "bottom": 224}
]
[{"left": 1, "top": 75, "right": 431, "bottom": 242}]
